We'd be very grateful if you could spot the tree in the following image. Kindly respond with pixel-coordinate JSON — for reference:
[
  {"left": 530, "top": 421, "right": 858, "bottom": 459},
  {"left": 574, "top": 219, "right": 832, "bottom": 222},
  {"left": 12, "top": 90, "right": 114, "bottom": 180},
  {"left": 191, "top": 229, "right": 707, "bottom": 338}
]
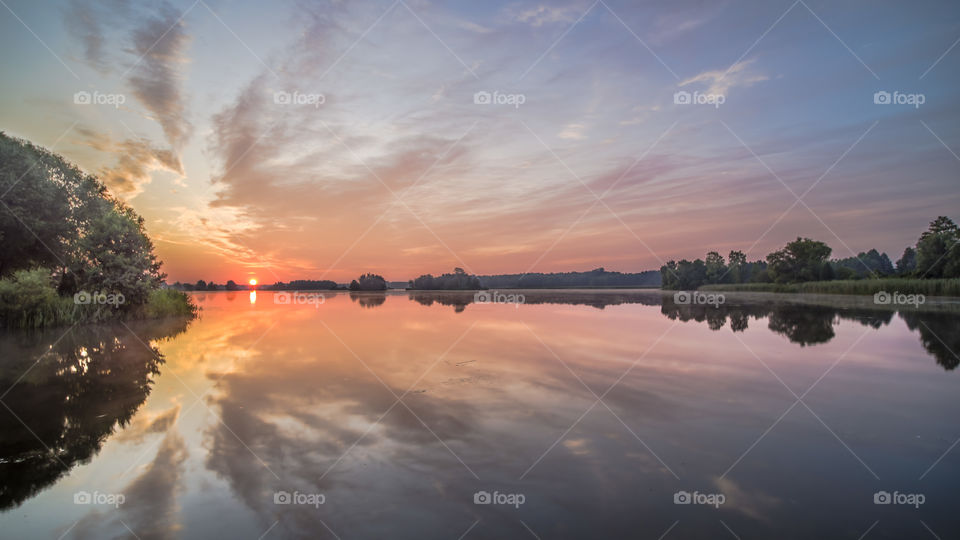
[
  {"left": 728, "top": 250, "right": 747, "bottom": 283},
  {"left": 195, "top": 280, "right": 207, "bottom": 290},
  {"left": 353, "top": 273, "right": 387, "bottom": 290},
  {"left": 766, "top": 238, "right": 832, "bottom": 283},
  {"left": 818, "top": 262, "right": 835, "bottom": 281},
  {"left": 0, "top": 133, "right": 86, "bottom": 276},
  {"left": 915, "top": 216, "right": 960, "bottom": 278},
  {"left": 225, "top": 280, "right": 239, "bottom": 291},
  {"left": 704, "top": 251, "right": 727, "bottom": 284},
  {"left": 895, "top": 247, "right": 917, "bottom": 275},
  {"left": 409, "top": 268, "right": 482, "bottom": 290}
]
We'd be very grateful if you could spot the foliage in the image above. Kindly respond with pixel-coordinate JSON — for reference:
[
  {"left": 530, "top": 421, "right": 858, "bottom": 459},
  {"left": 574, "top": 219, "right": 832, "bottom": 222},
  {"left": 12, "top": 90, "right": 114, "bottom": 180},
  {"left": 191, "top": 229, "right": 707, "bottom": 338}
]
[
  {"left": 480, "top": 268, "right": 661, "bottom": 288},
  {"left": 661, "top": 252, "right": 767, "bottom": 290},
  {"left": 0, "top": 269, "right": 72, "bottom": 328},
  {"left": 766, "top": 238, "right": 832, "bottom": 283},
  {"left": 409, "top": 268, "right": 481, "bottom": 290},
  {"left": 833, "top": 248, "right": 894, "bottom": 278},
  {"left": 662, "top": 218, "right": 959, "bottom": 295},
  {"left": 896, "top": 247, "right": 917, "bottom": 274},
  {"left": 350, "top": 273, "right": 387, "bottom": 291},
  {"left": 915, "top": 216, "right": 960, "bottom": 278},
  {"left": 701, "top": 278, "right": 960, "bottom": 297},
  {"left": 0, "top": 133, "right": 194, "bottom": 328},
  {"left": 142, "top": 288, "right": 199, "bottom": 319}
]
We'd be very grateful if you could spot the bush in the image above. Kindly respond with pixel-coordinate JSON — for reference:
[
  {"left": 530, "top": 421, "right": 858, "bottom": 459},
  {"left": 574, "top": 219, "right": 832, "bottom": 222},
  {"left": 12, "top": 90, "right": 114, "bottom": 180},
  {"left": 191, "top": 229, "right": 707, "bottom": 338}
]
[
  {"left": 0, "top": 269, "right": 198, "bottom": 329},
  {"left": 0, "top": 269, "right": 72, "bottom": 329},
  {"left": 141, "top": 288, "right": 199, "bottom": 319}
]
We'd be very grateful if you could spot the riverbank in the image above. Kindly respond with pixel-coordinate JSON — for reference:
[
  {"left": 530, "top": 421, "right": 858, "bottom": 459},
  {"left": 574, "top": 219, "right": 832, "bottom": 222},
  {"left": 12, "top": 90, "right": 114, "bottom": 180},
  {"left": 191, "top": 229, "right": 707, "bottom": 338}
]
[
  {"left": 0, "top": 285, "right": 198, "bottom": 330},
  {"left": 698, "top": 278, "right": 960, "bottom": 297}
]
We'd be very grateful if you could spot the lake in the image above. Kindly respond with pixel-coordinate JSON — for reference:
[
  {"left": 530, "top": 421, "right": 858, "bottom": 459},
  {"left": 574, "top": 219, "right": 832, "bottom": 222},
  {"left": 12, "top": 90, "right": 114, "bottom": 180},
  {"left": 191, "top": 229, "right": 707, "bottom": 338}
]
[{"left": 0, "top": 290, "right": 957, "bottom": 539}]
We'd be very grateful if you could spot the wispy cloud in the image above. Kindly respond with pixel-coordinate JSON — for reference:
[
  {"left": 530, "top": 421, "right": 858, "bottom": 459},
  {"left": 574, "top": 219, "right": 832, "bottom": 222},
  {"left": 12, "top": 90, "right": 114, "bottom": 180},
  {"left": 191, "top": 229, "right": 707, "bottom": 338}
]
[
  {"left": 679, "top": 58, "right": 768, "bottom": 96},
  {"left": 77, "top": 126, "right": 183, "bottom": 197},
  {"left": 127, "top": 1, "right": 192, "bottom": 148}
]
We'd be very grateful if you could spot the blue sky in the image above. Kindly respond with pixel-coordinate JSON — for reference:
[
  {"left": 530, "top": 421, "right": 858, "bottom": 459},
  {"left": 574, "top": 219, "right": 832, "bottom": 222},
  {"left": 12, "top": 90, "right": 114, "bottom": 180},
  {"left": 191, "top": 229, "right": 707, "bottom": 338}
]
[{"left": 1, "top": 0, "right": 958, "bottom": 281}]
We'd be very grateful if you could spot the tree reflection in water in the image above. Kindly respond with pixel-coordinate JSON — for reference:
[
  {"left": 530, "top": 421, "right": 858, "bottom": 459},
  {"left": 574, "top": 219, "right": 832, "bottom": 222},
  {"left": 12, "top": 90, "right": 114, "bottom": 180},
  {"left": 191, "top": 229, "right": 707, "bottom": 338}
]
[
  {"left": 0, "top": 317, "right": 191, "bottom": 509},
  {"left": 401, "top": 290, "right": 959, "bottom": 371}
]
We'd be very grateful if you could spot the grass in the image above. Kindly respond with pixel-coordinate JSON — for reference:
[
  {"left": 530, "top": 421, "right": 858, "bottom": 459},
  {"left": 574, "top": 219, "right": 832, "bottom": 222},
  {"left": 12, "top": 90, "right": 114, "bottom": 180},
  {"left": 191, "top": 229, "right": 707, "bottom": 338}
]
[
  {"left": 140, "top": 288, "right": 199, "bottom": 319},
  {"left": 0, "top": 269, "right": 198, "bottom": 330},
  {"left": 699, "top": 278, "right": 960, "bottom": 297}
]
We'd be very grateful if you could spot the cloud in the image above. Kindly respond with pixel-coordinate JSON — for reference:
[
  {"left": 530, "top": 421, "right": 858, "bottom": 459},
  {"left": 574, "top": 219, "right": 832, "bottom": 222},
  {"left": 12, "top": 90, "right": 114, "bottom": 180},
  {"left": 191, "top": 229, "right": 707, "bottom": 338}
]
[
  {"left": 114, "top": 403, "right": 182, "bottom": 444},
  {"left": 505, "top": 3, "right": 587, "bottom": 27},
  {"left": 77, "top": 126, "right": 183, "bottom": 197},
  {"left": 68, "top": 419, "right": 188, "bottom": 539},
  {"left": 127, "top": 1, "right": 192, "bottom": 148},
  {"left": 679, "top": 58, "right": 768, "bottom": 96},
  {"left": 558, "top": 123, "right": 587, "bottom": 140},
  {"left": 62, "top": 0, "right": 133, "bottom": 72}
]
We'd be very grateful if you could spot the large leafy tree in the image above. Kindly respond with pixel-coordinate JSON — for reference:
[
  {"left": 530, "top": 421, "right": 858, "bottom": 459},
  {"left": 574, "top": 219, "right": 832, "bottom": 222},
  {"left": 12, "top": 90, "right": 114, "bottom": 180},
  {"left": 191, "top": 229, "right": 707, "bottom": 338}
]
[
  {"left": 0, "top": 132, "right": 165, "bottom": 305},
  {"left": 0, "top": 133, "right": 82, "bottom": 276},
  {"left": 915, "top": 216, "right": 960, "bottom": 278},
  {"left": 766, "top": 237, "right": 832, "bottom": 283}
]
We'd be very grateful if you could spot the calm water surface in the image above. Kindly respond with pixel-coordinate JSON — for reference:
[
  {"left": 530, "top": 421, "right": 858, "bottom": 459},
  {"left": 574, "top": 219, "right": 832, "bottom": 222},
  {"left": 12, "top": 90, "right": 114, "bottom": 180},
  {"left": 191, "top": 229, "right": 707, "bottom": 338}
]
[{"left": 0, "top": 290, "right": 958, "bottom": 539}]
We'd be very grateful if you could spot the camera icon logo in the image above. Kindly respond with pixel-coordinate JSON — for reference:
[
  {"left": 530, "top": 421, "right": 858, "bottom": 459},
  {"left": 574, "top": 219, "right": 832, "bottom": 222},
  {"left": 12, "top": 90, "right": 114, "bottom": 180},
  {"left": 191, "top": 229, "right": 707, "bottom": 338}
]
[
  {"left": 74, "top": 291, "right": 92, "bottom": 304},
  {"left": 274, "top": 491, "right": 291, "bottom": 504},
  {"left": 673, "top": 291, "right": 691, "bottom": 305},
  {"left": 673, "top": 91, "right": 691, "bottom": 105},
  {"left": 873, "top": 491, "right": 891, "bottom": 504},
  {"left": 673, "top": 491, "right": 691, "bottom": 504},
  {"left": 73, "top": 490, "right": 92, "bottom": 504},
  {"left": 74, "top": 91, "right": 92, "bottom": 105},
  {"left": 873, "top": 91, "right": 891, "bottom": 105},
  {"left": 274, "top": 91, "right": 292, "bottom": 105},
  {"left": 474, "top": 91, "right": 492, "bottom": 105},
  {"left": 474, "top": 291, "right": 491, "bottom": 303},
  {"left": 274, "top": 291, "right": 292, "bottom": 305},
  {"left": 473, "top": 490, "right": 491, "bottom": 504},
  {"left": 873, "top": 291, "right": 891, "bottom": 305}
]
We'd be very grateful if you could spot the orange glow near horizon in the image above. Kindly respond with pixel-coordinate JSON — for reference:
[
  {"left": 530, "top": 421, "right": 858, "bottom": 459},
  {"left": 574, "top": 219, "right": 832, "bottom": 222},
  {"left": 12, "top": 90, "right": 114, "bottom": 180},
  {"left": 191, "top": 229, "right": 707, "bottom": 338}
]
[{"left": 249, "top": 278, "right": 257, "bottom": 286}]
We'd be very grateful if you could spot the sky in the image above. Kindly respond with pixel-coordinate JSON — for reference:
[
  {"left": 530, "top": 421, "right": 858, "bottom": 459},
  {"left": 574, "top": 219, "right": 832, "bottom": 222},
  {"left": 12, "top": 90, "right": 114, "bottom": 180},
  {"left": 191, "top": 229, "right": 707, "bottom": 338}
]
[{"left": 0, "top": 0, "right": 958, "bottom": 283}]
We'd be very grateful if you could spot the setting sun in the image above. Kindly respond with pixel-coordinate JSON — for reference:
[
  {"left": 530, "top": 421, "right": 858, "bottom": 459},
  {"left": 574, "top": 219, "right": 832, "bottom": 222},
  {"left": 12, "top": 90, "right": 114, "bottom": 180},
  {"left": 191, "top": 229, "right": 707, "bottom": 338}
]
[{"left": 248, "top": 278, "right": 257, "bottom": 286}]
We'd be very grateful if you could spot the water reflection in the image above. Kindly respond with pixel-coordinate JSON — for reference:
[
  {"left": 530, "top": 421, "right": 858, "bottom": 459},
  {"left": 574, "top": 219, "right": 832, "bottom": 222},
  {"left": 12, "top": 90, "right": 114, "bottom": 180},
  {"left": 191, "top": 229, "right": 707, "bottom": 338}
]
[
  {"left": 349, "top": 291, "right": 387, "bottom": 308},
  {"left": 404, "top": 290, "right": 960, "bottom": 370},
  {"left": 0, "top": 318, "right": 191, "bottom": 510},
  {"left": 0, "top": 291, "right": 957, "bottom": 539}
]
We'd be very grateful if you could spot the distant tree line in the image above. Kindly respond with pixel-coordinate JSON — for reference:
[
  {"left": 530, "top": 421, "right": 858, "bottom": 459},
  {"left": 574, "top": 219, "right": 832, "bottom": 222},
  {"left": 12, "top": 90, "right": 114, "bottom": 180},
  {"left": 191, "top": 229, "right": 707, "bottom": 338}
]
[
  {"left": 169, "top": 279, "right": 343, "bottom": 291},
  {"left": 661, "top": 216, "right": 960, "bottom": 289},
  {"left": 479, "top": 268, "right": 661, "bottom": 289},
  {"left": 409, "top": 268, "right": 482, "bottom": 290}
]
